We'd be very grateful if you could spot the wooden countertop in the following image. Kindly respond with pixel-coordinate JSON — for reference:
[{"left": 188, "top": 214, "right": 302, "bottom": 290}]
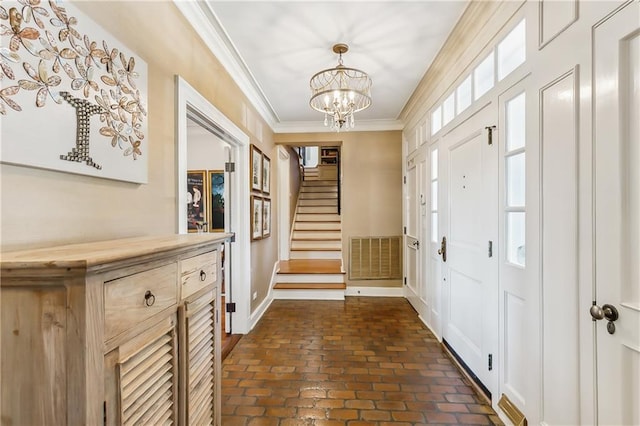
[{"left": 1, "top": 234, "right": 231, "bottom": 271}]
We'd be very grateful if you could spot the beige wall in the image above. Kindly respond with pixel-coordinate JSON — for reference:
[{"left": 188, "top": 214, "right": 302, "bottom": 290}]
[
  {"left": 0, "top": 1, "right": 277, "bottom": 312},
  {"left": 275, "top": 131, "right": 403, "bottom": 288}
]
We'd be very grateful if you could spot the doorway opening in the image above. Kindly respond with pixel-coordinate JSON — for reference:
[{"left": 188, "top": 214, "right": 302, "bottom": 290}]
[{"left": 176, "top": 76, "right": 253, "bottom": 346}]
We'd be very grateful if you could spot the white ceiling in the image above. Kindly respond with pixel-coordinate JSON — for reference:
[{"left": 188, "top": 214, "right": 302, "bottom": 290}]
[{"left": 180, "top": 1, "right": 468, "bottom": 132}]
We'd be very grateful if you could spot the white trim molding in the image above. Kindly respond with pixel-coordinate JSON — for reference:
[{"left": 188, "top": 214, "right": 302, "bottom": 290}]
[{"left": 173, "top": 1, "right": 279, "bottom": 129}]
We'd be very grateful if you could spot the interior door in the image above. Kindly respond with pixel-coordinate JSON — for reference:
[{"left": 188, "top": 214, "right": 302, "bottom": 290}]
[
  {"left": 406, "top": 145, "right": 430, "bottom": 321},
  {"left": 593, "top": 2, "right": 640, "bottom": 423},
  {"left": 440, "top": 103, "right": 499, "bottom": 395},
  {"left": 405, "top": 151, "right": 421, "bottom": 310}
]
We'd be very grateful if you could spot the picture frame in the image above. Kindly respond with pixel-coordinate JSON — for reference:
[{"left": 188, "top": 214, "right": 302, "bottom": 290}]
[
  {"left": 250, "top": 144, "right": 263, "bottom": 192},
  {"left": 262, "top": 154, "right": 271, "bottom": 194},
  {"left": 262, "top": 198, "right": 271, "bottom": 238},
  {"left": 251, "top": 195, "right": 263, "bottom": 241},
  {"left": 186, "top": 170, "right": 208, "bottom": 233},
  {"left": 208, "top": 170, "right": 225, "bottom": 232}
]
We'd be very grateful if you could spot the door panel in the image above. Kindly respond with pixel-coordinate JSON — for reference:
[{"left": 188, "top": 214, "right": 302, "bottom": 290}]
[
  {"left": 405, "top": 147, "right": 429, "bottom": 319},
  {"left": 441, "top": 104, "right": 499, "bottom": 394},
  {"left": 406, "top": 154, "right": 419, "bottom": 305},
  {"left": 593, "top": 3, "right": 640, "bottom": 424}
]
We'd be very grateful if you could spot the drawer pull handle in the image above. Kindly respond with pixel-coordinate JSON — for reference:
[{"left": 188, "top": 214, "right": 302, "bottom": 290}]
[
  {"left": 200, "top": 270, "right": 207, "bottom": 281},
  {"left": 144, "top": 290, "right": 156, "bottom": 307}
]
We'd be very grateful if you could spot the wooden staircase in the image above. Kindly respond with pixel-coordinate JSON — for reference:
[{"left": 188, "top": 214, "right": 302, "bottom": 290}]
[{"left": 273, "top": 166, "right": 345, "bottom": 300}]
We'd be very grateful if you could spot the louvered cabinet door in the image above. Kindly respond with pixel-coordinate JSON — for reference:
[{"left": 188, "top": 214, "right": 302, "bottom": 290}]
[
  {"left": 180, "top": 288, "right": 220, "bottom": 425},
  {"left": 109, "top": 315, "right": 179, "bottom": 426}
]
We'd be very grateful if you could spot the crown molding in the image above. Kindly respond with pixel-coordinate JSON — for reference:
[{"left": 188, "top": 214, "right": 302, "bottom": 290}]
[
  {"left": 272, "top": 119, "right": 404, "bottom": 134},
  {"left": 173, "top": 1, "right": 279, "bottom": 129}
]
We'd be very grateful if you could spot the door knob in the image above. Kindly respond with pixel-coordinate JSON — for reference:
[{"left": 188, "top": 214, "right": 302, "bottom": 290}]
[
  {"left": 589, "top": 303, "right": 619, "bottom": 321},
  {"left": 437, "top": 236, "right": 447, "bottom": 262},
  {"left": 590, "top": 303, "right": 619, "bottom": 334},
  {"left": 412, "top": 240, "right": 420, "bottom": 249}
]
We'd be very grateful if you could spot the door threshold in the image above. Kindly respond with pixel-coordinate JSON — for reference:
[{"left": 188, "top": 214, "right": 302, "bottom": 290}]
[{"left": 442, "top": 339, "right": 491, "bottom": 404}]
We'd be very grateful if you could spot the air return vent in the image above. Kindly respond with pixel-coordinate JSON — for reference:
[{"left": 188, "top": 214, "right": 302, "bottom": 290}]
[{"left": 349, "top": 236, "right": 402, "bottom": 280}]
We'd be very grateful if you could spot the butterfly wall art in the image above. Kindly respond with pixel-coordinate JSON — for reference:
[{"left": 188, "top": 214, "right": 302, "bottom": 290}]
[{"left": 0, "top": 0, "right": 148, "bottom": 183}]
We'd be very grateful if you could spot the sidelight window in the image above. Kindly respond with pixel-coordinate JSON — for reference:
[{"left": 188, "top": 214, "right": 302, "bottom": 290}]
[
  {"left": 431, "top": 148, "right": 439, "bottom": 243},
  {"left": 505, "top": 92, "right": 526, "bottom": 266}
]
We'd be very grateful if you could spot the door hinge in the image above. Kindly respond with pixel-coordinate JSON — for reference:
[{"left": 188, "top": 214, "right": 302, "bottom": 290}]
[
  {"left": 403, "top": 176, "right": 407, "bottom": 184},
  {"left": 216, "top": 309, "right": 219, "bottom": 324},
  {"left": 488, "top": 354, "right": 493, "bottom": 371},
  {"left": 485, "top": 125, "right": 497, "bottom": 145},
  {"left": 403, "top": 226, "right": 407, "bottom": 235},
  {"left": 488, "top": 241, "right": 493, "bottom": 258},
  {"left": 404, "top": 277, "right": 407, "bottom": 285},
  {"left": 225, "top": 162, "right": 236, "bottom": 172},
  {"left": 103, "top": 401, "right": 107, "bottom": 426},
  {"left": 226, "top": 302, "right": 236, "bottom": 313}
]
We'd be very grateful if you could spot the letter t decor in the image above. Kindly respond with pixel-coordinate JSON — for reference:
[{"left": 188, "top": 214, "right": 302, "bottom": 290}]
[{"left": 59, "top": 91, "right": 105, "bottom": 170}]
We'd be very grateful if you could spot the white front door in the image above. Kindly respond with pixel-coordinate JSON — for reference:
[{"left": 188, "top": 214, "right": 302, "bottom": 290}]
[
  {"left": 593, "top": 2, "right": 640, "bottom": 423},
  {"left": 440, "top": 103, "right": 499, "bottom": 396}
]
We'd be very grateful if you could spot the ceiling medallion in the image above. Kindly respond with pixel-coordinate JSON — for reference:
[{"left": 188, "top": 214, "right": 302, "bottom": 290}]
[{"left": 309, "top": 43, "right": 372, "bottom": 131}]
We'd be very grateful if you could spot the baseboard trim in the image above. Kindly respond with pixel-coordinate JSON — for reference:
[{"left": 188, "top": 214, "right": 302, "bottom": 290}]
[
  {"left": 249, "top": 262, "right": 277, "bottom": 331},
  {"left": 345, "top": 286, "right": 404, "bottom": 297}
]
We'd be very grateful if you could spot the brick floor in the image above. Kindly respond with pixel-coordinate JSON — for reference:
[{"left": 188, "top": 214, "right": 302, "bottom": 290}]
[{"left": 222, "top": 297, "right": 503, "bottom": 425}]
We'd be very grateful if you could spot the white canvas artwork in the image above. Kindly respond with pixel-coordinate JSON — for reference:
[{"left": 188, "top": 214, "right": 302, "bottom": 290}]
[{"left": 0, "top": 1, "right": 148, "bottom": 183}]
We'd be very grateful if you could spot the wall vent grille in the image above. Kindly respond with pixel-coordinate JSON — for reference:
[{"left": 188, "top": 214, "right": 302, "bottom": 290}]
[{"left": 349, "top": 236, "right": 402, "bottom": 280}]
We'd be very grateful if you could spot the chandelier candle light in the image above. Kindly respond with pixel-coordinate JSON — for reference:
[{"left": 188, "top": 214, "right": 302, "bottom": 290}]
[{"left": 309, "top": 43, "right": 372, "bottom": 131}]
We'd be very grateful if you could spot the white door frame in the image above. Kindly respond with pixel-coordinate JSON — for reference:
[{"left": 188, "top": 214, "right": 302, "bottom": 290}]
[
  {"left": 277, "top": 146, "right": 291, "bottom": 260},
  {"left": 176, "top": 76, "right": 252, "bottom": 334}
]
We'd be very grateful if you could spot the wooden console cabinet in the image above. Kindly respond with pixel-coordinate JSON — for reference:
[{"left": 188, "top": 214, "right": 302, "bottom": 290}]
[{"left": 1, "top": 234, "right": 229, "bottom": 425}]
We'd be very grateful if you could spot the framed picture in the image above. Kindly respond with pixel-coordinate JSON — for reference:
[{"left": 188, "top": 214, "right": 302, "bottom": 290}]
[
  {"left": 208, "top": 170, "right": 225, "bottom": 232},
  {"left": 250, "top": 144, "right": 263, "bottom": 192},
  {"left": 251, "top": 195, "right": 263, "bottom": 241},
  {"left": 262, "top": 198, "right": 271, "bottom": 238},
  {"left": 187, "top": 170, "right": 207, "bottom": 232},
  {"left": 262, "top": 154, "right": 271, "bottom": 194}
]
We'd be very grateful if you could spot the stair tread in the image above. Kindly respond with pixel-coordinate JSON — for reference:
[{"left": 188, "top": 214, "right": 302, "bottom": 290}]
[
  {"left": 274, "top": 282, "right": 346, "bottom": 290},
  {"left": 292, "top": 238, "right": 341, "bottom": 241},
  {"left": 278, "top": 259, "right": 344, "bottom": 274},
  {"left": 290, "top": 248, "right": 341, "bottom": 251}
]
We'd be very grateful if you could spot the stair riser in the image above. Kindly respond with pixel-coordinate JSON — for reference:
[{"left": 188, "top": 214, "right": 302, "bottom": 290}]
[
  {"left": 302, "top": 181, "right": 338, "bottom": 186},
  {"left": 298, "top": 206, "right": 338, "bottom": 214},
  {"left": 293, "top": 231, "right": 342, "bottom": 240},
  {"left": 276, "top": 274, "right": 345, "bottom": 283},
  {"left": 298, "top": 199, "right": 338, "bottom": 207},
  {"left": 299, "top": 193, "right": 338, "bottom": 200},
  {"left": 294, "top": 224, "right": 341, "bottom": 232},
  {"left": 272, "top": 289, "right": 345, "bottom": 301},
  {"left": 291, "top": 242, "right": 341, "bottom": 250},
  {"left": 289, "top": 251, "right": 342, "bottom": 260},
  {"left": 296, "top": 214, "right": 341, "bottom": 222}
]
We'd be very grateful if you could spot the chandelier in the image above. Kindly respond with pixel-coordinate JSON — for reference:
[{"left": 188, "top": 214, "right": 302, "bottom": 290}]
[{"left": 309, "top": 43, "right": 372, "bottom": 131}]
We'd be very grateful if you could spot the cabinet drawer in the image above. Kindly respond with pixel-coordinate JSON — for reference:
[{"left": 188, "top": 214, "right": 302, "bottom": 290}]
[
  {"left": 181, "top": 251, "right": 217, "bottom": 299},
  {"left": 104, "top": 263, "right": 178, "bottom": 340}
]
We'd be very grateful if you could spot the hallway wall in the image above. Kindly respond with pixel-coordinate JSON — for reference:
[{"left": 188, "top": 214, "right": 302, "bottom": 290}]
[
  {"left": 0, "top": 1, "right": 278, "bottom": 318},
  {"left": 275, "top": 131, "right": 403, "bottom": 290}
]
